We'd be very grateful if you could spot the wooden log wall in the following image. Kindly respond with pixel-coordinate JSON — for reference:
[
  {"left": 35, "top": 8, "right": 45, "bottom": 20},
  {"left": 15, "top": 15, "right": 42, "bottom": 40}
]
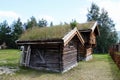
[
  {"left": 62, "top": 38, "right": 78, "bottom": 71},
  {"left": 77, "top": 44, "right": 93, "bottom": 61},
  {"left": 77, "top": 31, "right": 95, "bottom": 61},
  {"left": 21, "top": 43, "right": 63, "bottom": 72},
  {"left": 77, "top": 46, "right": 86, "bottom": 61}
]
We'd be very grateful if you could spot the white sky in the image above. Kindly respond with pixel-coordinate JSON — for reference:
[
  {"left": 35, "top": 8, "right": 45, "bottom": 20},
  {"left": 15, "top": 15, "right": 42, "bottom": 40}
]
[{"left": 0, "top": 0, "right": 120, "bottom": 30}]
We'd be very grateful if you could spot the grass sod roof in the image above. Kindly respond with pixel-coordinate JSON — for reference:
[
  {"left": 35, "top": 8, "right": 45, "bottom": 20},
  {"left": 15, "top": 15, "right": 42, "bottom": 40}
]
[
  {"left": 76, "top": 21, "right": 96, "bottom": 30},
  {"left": 19, "top": 25, "right": 72, "bottom": 41},
  {"left": 19, "top": 21, "right": 96, "bottom": 41}
]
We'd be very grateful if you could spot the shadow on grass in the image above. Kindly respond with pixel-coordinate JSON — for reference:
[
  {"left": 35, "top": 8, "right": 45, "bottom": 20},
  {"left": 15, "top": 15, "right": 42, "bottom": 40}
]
[{"left": 107, "top": 54, "right": 120, "bottom": 80}]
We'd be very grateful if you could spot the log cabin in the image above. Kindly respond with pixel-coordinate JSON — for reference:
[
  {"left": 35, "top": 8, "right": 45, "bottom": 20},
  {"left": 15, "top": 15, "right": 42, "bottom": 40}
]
[
  {"left": 16, "top": 26, "right": 85, "bottom": 73},
  {"left": 16, "top": 21, "right": 100, "bottom": 72},
  {"left": 77, "top": 21, "right": 100, "bottom": 61}
]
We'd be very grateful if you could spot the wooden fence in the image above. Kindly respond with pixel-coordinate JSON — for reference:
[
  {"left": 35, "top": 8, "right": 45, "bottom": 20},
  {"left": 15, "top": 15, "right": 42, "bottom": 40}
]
[{"left": 109, "top": 46, "right": 120, "bottom": 69}]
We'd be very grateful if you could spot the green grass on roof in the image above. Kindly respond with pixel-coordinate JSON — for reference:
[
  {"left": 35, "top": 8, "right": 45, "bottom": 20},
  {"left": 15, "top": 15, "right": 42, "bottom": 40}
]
[
  {"left": 19, "top": 21, "right": 96, "bottom": 41},
  {"left": 19, "top": 25, "right": 71, "bottom": 40},
  {"left": 77, "top": 21, "right": 95, "bottom": 30}
]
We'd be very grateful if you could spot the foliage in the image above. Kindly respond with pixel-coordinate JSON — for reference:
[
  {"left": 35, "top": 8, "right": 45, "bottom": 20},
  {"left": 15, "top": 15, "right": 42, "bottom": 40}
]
[
  {"left": 24, "top": 16, "right": 38, "bottom": 29},
  {"left": 0, "top": 19, "right": 24, "bottom": 48},
  {"left": 87, "top": 3, "right": 118, "bottom": 53},
  {"left": 0, "top": 21, "right": 12, "bottom": 48},
  {"left": 11, "top": 18, "right": 24, "bottom": 48},
  {"left": 50, "top": 22, "right": 53, "bottom": 26},
  {"left": 0, "top": 16, "right": 48, "bottom": 48},
  {"left": 0, "top": 49, "right": 120, "bottom": 80},
  {"left": 38, "top": 18, "right": 47, "bottom": 27},
  {"left": 70, "top": 20, "right": 77, "bottom": 29},
  {"left": 87, "top": 3, "right": 99, "bottom": 21}
]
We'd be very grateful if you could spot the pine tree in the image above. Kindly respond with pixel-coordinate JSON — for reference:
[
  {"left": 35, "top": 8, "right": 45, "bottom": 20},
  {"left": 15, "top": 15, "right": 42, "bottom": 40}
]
[
  {"left": 11, "top": 18, "right": 24, "bottom": 48},
  {"left": 25, "top": 16, "right": 37, "bottom": 29},
  {"left": 70, "top": 20, "right": 77, "bottom": 29},
  {"left": 87, "top": 3, "right": 118, "bottom": 53},
  {"left": 0, "top": 21, "right": 12, "bottom": 48},
  {"left": 50, "top": 22, "right": 53, "bottom": 26},
  {"left": 38, "top": 18, "right": 47, "bottom": 27}
]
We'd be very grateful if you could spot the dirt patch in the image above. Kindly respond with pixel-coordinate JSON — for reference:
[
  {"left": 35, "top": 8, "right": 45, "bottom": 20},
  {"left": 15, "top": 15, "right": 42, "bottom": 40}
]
[{"left": 0, "top": 67, "right": 19, "bottom": 75}]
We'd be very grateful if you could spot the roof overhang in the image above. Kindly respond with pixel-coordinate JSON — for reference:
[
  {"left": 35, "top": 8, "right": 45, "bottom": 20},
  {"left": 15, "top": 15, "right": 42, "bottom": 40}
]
[
  {"left": 79, "top": 29, "right": 91, "bottom": 32},
  {"left": 78, "top": 21, "right": 100, "bottom": 36},
  {"left": 91, "top": 21, "right": 100, "bottom": 36},
  {"left": 16, "top": 39, "right": 63, "bottom": 45}
]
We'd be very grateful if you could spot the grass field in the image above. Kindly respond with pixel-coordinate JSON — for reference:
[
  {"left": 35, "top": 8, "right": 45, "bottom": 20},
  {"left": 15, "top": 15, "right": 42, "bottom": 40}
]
[{"left": 0, "top": 49, "right": 120, "bottom": 80}]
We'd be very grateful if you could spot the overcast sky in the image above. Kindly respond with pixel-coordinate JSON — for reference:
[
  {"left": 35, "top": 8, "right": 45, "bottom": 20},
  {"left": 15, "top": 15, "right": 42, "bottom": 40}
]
[{"left": 0, "top": 0, "right": 120, "bottom": 30}]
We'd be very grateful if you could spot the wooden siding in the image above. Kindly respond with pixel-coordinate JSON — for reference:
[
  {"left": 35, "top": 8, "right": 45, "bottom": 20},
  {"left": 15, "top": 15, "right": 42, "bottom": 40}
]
[
  {"left": 77, "top": 46, "right": 86, "bottom": 61},
  {"left": 86, "top": 48, "right": 92, "bottom": 56},
  {"left": 62, "top": 38, "right": 78, "bottom": 71},
  {"left": 21, "top": 43, "right": 63, "bottom": 72},
  {"left": 89, "top": 32, "right": 96, "bottom": 45}
]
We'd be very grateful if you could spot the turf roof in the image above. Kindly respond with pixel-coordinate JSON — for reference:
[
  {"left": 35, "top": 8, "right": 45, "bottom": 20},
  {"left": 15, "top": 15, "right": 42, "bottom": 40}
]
[
  {"left": 19, "top": 21, "right": 96, "bottom": 41},
  {"left": 77, "top": 21, "right": 96, "bottom": 30},
  {"left": 19, "top": 25, "right": 72, "bottom": 40}
]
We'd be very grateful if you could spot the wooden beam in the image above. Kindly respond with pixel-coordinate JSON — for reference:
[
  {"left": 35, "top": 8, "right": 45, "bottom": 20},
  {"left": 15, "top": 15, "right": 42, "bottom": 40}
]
[
  {"left": 16, "top": 39, "right": 63, "bottom": 45},
  {"left": 91, "top": 21, "right": 97, "bottom": 33}
]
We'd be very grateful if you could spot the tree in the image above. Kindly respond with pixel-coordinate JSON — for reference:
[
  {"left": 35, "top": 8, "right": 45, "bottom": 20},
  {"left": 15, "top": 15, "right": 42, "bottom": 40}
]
[
  {"left": 38, "top": 18, "right": 47, "bottom": 27},
  {"left": 25, "top": 16, "right": 37, "bottom": 29},
  {"left": 87, "top": 3, "right": 118, "bottom": 53},
  {"left": 70, "top": 19, "right": 77, "bottom": 29},
  {"left": 12, "top": 18, "right": 23, "bottom": 39},
  {"left": 11, "top": 18, "right": 24, "bottom": 48},
  {"left": 87, "top": 3, "right": 100, "bottom": 21},
  {"left": 50, "top": 22, "right": 53, "bottom": 26},
  {"left": 0, "top": 21, "right": 12, "bottom": 48}
]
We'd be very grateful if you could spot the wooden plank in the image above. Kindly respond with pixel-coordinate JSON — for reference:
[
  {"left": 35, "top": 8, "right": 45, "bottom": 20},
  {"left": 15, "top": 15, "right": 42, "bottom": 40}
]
[
  {"left": 63, "top": 50, "right": 77, "bottom": 54},
  {"left": 91, "top": 21, "right": 97, "bottom": 33},
  {"left": 20, "top": 51, "right": 25, "bottom": 66},
  {"left": 63, "top": 61, "right": 77, "bottom": 69},
  {"left": 25, "top": 45, "right": 31, "bottom": 66},
  {"left": 63, "top": 57, "right": 77, "bottom": 63},
  {"left": 62, "top": 27, "right": 84, "bottom": 46},
  {"left": 63, "top": 53, "right": 77, "bottom": 59}
]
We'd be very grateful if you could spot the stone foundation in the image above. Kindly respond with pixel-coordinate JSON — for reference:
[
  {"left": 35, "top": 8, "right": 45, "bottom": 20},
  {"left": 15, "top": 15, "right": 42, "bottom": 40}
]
[{"left": 84, "top": 55, "right": 93, "bottom": 61}]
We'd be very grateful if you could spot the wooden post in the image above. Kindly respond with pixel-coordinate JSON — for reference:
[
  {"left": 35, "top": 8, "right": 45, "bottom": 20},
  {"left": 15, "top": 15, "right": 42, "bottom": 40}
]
[
  {"left": 20, "top": 50, "right": 24, "bottom": 66},
  {"left": 25, "top": 45, "right": 31, "bottom": 67}
]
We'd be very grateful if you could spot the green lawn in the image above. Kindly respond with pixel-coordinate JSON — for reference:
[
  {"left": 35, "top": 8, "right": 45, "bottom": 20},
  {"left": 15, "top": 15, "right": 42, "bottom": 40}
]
[
  {"left": 0, "top": 49, "right": 20, "bottom": 67},
  {"left": 0, "top": 49, "right": 120, "bottom": 80}
]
